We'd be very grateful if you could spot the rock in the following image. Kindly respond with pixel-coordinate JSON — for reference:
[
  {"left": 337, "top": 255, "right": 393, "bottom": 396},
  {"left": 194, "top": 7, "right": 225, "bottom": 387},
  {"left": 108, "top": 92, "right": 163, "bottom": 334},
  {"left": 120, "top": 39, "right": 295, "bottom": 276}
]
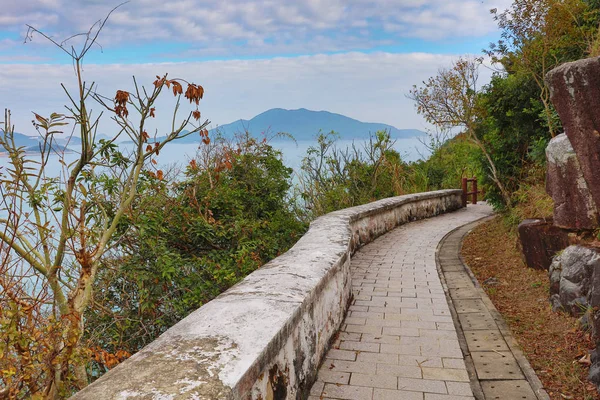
[
  {"left": 548, "top": 258, "right": 562, "bottom": 295},
  {"left": 546, "top": 134, "right": 599, "bottom": 230},
  {"left": 548, "top": 245, "right": 600, "bottom": 317},
  {"left": 591, "top": 345, "right": 600, "bottom": 391},
  {"left": 591, "top": 345, "right": 600, "bottom": 364},
  {"left": 546, "top": 58, "right": 600, "bottom": 218},
  {"left": 518, "top": 218, "right": 569, "bottom": 270},
  {"left": 590, "top": 345, "right": 600, "bottom": 391},
  {"left": 578, "top": 310, "right": 591, "bottom": 331},
  {"left": 590, "top": 361, "right": 600, "bottom": 389},
  {"left": 549, "top": 293, "right": 563, "bottom": 313},
  {"left": 588, "top": 253, "right": 600, "bottom": 339}
]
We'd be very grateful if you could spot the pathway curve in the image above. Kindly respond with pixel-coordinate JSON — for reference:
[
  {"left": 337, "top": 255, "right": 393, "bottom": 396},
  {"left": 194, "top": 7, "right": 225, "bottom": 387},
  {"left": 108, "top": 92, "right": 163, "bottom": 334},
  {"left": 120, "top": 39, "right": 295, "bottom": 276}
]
[{"left": 309, "top": 203, "right": 496, "bottom": 400}]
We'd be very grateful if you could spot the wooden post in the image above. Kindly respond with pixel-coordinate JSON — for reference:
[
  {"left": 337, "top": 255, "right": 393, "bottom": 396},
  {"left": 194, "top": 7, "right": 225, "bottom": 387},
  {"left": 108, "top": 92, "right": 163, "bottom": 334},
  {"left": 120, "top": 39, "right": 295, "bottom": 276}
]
[
  {"left": 461, "top": 177, "right": 468, "bottom": 208},
  {"left": 472, "top": 177, "right": 477, "bottom": 205}
]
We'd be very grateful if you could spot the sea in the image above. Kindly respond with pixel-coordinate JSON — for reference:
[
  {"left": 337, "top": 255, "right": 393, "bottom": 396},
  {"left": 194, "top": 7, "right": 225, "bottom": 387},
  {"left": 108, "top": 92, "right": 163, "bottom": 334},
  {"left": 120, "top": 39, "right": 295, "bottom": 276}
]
[{"left": 0, "top": 136, "right": 430, "bottom": 182}]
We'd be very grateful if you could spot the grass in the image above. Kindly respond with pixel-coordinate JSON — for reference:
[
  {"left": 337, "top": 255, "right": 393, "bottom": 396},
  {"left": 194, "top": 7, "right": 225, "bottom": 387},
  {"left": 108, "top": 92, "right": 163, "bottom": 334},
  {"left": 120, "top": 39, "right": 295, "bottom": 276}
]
[{"left": 461, "top": 217, "right": 598, "bottom": 400}]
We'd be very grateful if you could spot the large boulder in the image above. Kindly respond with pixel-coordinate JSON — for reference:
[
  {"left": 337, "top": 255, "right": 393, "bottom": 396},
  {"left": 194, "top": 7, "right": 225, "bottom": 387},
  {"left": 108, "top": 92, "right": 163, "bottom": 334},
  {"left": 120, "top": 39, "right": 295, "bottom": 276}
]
[
  {"left": 548, "top": 245, "right": 600, "bottom": 317},
  {"left": 551, "top": 245, "right": 600, "bottom": 394},
  {"left": 546, "top": 58, "right": 600, "bottom": 216},
  {"left": 518, "top": 218, "right": 569, "bottom": 270},
  {"left": 590, "top": 345, "right": 600, "bottom": 390},
  {"left": 546, "top": 134, "right": 599, "bottom": 230}
]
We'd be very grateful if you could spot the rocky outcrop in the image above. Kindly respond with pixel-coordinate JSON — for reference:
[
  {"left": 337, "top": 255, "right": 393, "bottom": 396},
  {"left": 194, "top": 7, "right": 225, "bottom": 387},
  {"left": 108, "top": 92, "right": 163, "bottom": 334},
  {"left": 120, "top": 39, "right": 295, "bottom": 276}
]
[
  {"left": 545, "top": 57, "right": 600, "bottom": 392},
  {"left": 546, "top": 57, "right": 600, "bottom": 215},
  {"left": 590, "top": 346, "right": 600, "bottom": 389},
  {"left": 518, "top": 219, "right": 569, "bottom": 270},
  {"left": 549, "top": 246, "right": 600, "bottom": 318},
  {"left": 546, "top": 134, "right": 599, "bottom": 230}
]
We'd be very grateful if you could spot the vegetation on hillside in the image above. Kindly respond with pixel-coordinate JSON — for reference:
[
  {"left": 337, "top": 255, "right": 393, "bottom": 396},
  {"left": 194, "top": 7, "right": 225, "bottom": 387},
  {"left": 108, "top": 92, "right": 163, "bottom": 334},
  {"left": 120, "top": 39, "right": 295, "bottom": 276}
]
[
  {"left": 85, "top": 133, "right": 306, "bottom": 358},
  {"left": 410, "top": 0, "right": 600, "bottom": 217}
]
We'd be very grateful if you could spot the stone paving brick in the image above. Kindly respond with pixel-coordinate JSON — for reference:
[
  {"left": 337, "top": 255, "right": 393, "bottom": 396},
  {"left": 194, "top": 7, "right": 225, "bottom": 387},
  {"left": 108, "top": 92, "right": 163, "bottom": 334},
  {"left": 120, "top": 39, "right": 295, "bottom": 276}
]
[
  {"left": 327, "top": 349, "right": 358, "bottom": 361},
  {"left": 360, "top": 334, "right": 401, "bottom": 344},
  {"left": 420, "top": 329, "right": 457, "bottom": 340},
  {"left": 350, "top": 311, "right": 383, "bottom": 319},
  {"left": 348, "top": 305, "right": 369, "bottom": 312},
  {"left": 422, "top": 367, "right": 470, "bottom": 382},
  {"left": 322, "top": 383, "right": 373, "bottom": 400},
  {"left": 373, "top": 388, "right": 424, "bottom": 400},
  {"left": 318, "top": 370, "right": 351, "bottom": 384},
  {"left": 418, "top": 315, "right": 454, "bottom": 323},
  {"left": 376, "top": 363, "right": 423, "bottom": 378},
  {"left": 436, "top": 322, "right": 456, "bottom": 330},
  {"left": 384, "top": 312, "right": 419, "bottom": 321},
  {"left": 442, "top": 358, "right": 466, "bottom": 370},
  {"left": 398, "top": 355, "right": 443, "bottom": 368},
  {"left": 309, "top": 204, "right": 493, "bottom": 399},
  {"left": 424, "top": 394, "right": 475, "bottom": 400},
  {"left": 324, "top": 359, "right": 377, "bottom": 374},
  {"left": 420, "top": 344, "right": 463, "bottom": 358},
  {"left": 365, "top": 318, "right": 401, "bottom": 327},
  {"left": 310, "top": 381, "right": 324, "bottom": 396},
  {"left": 339, "top": 340, "right": 380, "bottom": 353},
  {"left": 356, "top": 352, "right": 398, "bottom": 364},
  {"left": 398, "top": 377, "right": 448, "bottom": 394},
  {"left": 445, "top": 381, "right": 473, "bottom": 396},
  {"left": 350, "top": 373, "right": 397, "bottom": 389},
  {"left": 380, "top": 343, "right": 422, "bottom": 356},
  {"left": 338, "top": 332, "right": 362, "bottom": 341},
  {"left": 345, "top": 316, "right": 367, "bottom": 325},
  {"left": 344, "top": 324, "right": 383, "bottom": 335}
]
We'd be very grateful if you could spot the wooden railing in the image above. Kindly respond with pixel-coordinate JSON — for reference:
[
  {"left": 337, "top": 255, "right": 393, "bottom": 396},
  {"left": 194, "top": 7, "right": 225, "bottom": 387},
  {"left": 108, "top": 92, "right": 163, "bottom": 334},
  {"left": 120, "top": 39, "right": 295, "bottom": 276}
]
[{"left": 461, "top": 177, "right": 478, "bottom": 207}]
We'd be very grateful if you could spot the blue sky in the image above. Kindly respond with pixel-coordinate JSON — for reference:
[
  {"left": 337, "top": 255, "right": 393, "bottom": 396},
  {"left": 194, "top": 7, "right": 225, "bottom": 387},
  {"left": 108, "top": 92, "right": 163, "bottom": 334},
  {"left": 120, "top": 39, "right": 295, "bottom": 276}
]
[{"left": 0, "top": 0, "right": 510, "bottom": 135}]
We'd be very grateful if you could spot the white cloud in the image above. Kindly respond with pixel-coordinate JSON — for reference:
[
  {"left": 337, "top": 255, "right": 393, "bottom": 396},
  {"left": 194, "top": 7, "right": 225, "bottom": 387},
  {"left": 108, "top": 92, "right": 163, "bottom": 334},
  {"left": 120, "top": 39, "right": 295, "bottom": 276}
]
[
  {"left": 0, "top": 0, "right": 512, "bottom": 57},
  {"left": 0, "top": 52, "right": 497, "bottom": 138}
]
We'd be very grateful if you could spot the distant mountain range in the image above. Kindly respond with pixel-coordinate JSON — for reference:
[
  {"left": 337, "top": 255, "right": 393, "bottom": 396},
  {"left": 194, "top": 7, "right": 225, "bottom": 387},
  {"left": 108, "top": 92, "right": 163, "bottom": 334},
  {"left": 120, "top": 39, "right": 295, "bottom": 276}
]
[
  {"left": 7, "top": 109, "right": 426, "bottom": 150},
  {"left": 0, "top": 132, "right": 98, "bottom": 153},
  {"left": 208, "top": 108, "right": 425, "bottom": 140},
  {"left": 147, "top": 108, "right": 425, "bottom": 144},
  {"left": 0, "top": 132, "right": 73, "bottom": 153}
]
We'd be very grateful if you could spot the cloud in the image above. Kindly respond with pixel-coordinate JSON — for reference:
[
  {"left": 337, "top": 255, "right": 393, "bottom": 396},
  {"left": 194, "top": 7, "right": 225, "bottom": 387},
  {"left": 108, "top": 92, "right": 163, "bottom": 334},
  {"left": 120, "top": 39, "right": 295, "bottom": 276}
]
[
  {"left": 0, "top": 0, "right": 512, "bottom": 60},
  {"left": 0, "top": 51, "right": 497, "bottom": 139}
]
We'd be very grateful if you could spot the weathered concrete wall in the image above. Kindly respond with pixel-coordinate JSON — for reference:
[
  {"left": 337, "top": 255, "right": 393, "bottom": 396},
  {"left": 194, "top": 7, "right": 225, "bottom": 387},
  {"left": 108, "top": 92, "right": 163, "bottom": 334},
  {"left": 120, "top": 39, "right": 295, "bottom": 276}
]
[{"left": 72, "top": 190, "right": 463, "bottom": 400}]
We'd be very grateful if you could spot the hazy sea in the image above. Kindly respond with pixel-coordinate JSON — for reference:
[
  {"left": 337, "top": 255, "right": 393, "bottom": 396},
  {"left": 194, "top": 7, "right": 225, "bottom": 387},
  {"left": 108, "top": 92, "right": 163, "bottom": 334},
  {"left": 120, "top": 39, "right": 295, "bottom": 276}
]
[{"left": 0, "top": 136, "right": 429, "bottom": 181}]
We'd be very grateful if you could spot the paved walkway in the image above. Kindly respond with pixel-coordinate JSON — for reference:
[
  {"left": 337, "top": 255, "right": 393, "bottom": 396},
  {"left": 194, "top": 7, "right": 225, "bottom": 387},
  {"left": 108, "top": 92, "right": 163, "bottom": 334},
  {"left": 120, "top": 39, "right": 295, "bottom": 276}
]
[
  {"left": 309, "top": 204, "right": 494, "bottom": 400},
  {"left": 437, "top": 218, "right": 548, "bottom": 400}
]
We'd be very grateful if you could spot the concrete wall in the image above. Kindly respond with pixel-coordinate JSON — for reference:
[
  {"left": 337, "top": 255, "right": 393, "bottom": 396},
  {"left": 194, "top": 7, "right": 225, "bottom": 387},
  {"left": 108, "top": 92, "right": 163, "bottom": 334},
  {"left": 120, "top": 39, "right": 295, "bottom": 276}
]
[{"left": 72, "top": 190, "right": 463, "bottom": 400}]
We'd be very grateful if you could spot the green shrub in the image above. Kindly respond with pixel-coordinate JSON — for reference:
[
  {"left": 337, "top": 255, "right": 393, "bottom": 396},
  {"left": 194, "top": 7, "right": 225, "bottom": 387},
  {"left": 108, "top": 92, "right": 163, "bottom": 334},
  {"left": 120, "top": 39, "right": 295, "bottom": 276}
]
[{"left": 86, "top": 134, "right": 307, "bottom": 356}]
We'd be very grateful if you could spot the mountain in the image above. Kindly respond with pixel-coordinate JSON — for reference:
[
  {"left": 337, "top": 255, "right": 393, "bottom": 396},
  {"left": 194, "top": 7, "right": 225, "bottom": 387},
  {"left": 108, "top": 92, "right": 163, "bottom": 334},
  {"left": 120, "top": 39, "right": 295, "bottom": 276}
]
[
  {"left": 0, "top": 132, "right": 82, "bottom": 153},
  {"left": 143, "top": 108, "right": 425, "bottom": 144},
  {"left": 209, "top": 108, "right": 425, "bottom": 141},
  {"left": 1, "top": 132, "right": 39, "bottom": 148}
]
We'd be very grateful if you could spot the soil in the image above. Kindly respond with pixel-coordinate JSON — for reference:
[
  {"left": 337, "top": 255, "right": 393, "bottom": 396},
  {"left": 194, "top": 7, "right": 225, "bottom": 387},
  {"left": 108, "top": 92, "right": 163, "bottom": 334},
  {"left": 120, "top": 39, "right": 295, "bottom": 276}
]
[{"left": 461, "top": 217, "right": 599, "bottom": 400}]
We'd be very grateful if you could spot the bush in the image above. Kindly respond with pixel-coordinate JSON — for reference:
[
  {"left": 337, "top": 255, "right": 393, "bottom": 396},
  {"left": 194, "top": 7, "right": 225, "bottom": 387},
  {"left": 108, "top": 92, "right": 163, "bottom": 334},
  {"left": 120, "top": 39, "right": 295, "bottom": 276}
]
[
  {"left": 85, "top": 133, "right": 307, "bottom": 359},
  {"left": 296, "top": 130, "right": 408, "bottom": 220}
]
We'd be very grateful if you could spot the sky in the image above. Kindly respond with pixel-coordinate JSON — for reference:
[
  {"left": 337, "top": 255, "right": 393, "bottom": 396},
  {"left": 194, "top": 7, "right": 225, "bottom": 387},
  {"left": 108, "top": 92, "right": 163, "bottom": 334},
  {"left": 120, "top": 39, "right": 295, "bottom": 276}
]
[{"left": 0, "top": 0, "right": 512, "bottom": 137}]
